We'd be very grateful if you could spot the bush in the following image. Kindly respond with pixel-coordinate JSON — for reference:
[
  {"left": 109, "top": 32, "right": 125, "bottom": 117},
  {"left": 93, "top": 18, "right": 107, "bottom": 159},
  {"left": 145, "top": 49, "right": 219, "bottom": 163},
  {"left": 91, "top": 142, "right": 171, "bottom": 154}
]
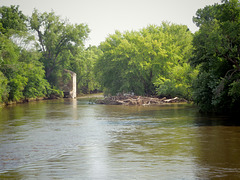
[{"left": 0, "top": 71, "right": 8, "bottom": 102}]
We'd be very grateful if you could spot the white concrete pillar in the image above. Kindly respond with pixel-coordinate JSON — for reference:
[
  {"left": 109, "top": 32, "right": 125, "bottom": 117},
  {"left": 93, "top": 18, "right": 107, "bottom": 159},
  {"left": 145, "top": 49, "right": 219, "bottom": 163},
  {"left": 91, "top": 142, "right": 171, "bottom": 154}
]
[{"left": 72, "top": 72, "right": 76, "bottom": 98}]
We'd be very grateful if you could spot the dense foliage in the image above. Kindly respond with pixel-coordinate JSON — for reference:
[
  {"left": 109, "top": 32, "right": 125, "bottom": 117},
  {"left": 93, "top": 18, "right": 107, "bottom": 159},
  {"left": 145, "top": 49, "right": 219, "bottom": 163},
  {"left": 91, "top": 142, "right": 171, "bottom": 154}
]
[
  {"left": 68, "top": 45, "right": 101, "bottom": 94},
  {"left": 95, "top": 23, "right": 197, "bottom": 99},
  {"left": 0, "top": 5, "right": 50, "bottom": 102},
  {"left": 29, "top": 10, "right": 90, "bottom": 86},
  {"left": 1, "top": 1, "right": 240, "bottom": 113},
  {"left": 0, "top": 6, "right": 98, "bottom": 103},
  {"left": 190, "top": 0, "right": 240, "bottom": 112}
]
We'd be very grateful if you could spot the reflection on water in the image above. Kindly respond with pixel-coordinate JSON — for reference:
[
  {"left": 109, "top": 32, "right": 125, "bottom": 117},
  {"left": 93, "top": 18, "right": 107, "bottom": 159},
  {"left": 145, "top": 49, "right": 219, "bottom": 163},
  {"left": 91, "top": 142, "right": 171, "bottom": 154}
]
[{"left": 1, "top": 98, "right": 240, "bottom": 179}]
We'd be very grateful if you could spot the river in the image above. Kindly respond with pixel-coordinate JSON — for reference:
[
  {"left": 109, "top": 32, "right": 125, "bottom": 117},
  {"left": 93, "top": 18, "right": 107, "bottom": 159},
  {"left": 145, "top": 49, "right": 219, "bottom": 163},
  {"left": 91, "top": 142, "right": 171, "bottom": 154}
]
[{"left": 1, "top": 97, "right": 240, "bottom": 179}]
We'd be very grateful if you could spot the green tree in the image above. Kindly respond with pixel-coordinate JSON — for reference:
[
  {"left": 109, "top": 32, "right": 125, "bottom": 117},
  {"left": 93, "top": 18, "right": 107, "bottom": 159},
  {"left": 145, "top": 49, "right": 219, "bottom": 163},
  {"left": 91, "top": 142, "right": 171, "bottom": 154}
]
[
  {"left": 0, "top": 34, "right": 25, "bottom": 101},
  {"left": 191, "top": 0, "right": 240, "bottom": 112},
  {"left": 149, "top": 23, "right": 196, "bottom": 99},
  {"left": 0, "top": 71, "right": 8, "bottom": 102},
  {"left": 0, "top": 5, "right": 27, "bottom": 36},
  {"left": 69, "top": 46, "right": 101, "bottom": 94},
  {"left": 154, "top": 63, "right": 198, "bottom": 99},
  {"left": 0, "top": 35, "right": 50, "bottom": 101},
  {"left": 96, "top": 23, "right": 195, "bottom": 98},
  {"left": 29, "top": 10, "right": 90, "bottom": 86},
  {"left": 0, "top": 6, "right": 52, "bottom": 102},
  {"left": 19, "top": 50, "right": 51, "bottom": 98},
  {"left": 96, "top": 30, "right": 150, "bottom": 95}
]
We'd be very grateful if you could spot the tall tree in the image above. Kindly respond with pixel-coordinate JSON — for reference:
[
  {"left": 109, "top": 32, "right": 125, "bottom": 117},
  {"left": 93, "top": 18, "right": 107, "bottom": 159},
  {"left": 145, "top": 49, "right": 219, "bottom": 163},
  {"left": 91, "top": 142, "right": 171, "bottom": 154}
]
[
  {"left": 191, "top": 0, "right": 240, "bottom": 112},
  {"left": 0, "top": 6, "right": 52, "bottom": 102},
  {"left": 95, "top": 23, "right": 195, "bottom": 98},
  {"left": 29, "top": 10, "right": 90, "bottom": 86}
]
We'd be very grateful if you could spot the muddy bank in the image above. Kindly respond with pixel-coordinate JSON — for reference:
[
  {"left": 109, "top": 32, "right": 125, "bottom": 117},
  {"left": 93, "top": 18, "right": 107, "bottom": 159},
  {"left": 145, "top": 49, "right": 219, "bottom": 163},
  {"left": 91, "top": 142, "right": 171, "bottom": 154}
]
[{"left": 95, "top": 95, "right": 187, "bottom": 105}]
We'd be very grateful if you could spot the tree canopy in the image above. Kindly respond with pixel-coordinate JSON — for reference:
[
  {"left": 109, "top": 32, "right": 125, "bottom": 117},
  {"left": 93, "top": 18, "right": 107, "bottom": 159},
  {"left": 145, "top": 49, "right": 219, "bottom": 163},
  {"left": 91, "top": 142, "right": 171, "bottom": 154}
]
[
  {"left": 0, "top": 6, "right": 52, "bottom": 102},
  {"left": 95, "top": 23, "right": 196, "bottom": 99},
  {"left": 190, "top": 0, "right": 240, "bottom": 112},
  {"left": 29, "top": 9, "right": 90, "bottom": 86},
  {"left": 0, "top": 5, "right": 27, "bottom": 36},
  {"left": 0, "top": 6, "right": 98, "bottom": 103}
]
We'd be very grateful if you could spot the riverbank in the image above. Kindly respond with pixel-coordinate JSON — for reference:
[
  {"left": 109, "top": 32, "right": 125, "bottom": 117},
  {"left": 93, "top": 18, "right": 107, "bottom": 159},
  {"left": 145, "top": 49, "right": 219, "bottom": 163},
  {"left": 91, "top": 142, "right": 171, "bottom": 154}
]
[
  {"left": 95, "top": 95, "right": 187, "bottom": 106},
  {"left": 0, "top": 93, "right": 104, "bottom": 108},
  {"left": 0, "top": 96, "right": 62, "bottom": 108}
]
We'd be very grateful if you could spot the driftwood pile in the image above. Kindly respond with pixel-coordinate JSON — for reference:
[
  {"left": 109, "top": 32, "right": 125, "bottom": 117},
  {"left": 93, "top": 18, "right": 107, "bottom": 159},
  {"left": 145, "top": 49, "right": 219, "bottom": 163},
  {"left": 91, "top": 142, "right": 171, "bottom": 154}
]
[{"left": 95, "top": 95, "right": 187, "bottom": 105}]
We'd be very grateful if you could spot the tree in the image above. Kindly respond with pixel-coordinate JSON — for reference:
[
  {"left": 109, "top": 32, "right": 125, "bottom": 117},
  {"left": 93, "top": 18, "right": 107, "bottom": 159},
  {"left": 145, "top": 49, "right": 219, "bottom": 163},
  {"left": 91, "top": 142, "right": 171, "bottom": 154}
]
[
  {"left": 69, "top": 46, "right": 101, "bottom": 94},
  {"left": 19, "top": 50, "right": 51, "bottom": 98},
  {"left": 96, "top": 30, "right": 152, "bottom": 95},
  {"left": 149, "top": 23, "right": 196, "bottom": 99},
  {"left": 0, "top": 5, "right": 27, "bottom": 36},
  {"left": 154, "top": 63, "right": 198, "bottom": 99},
  {"left": 190, "top": 0, "right": 240, "bottom": 112},
  {"left": 0, "top": 6, "right": 52, "bottom": 102},
  {"left": 0, "top": 71, "right": 8, "bottom": 102},
  {"left": 0, "top": 34, "right": 51, "bottom": 101},
  {"left": 95, "top": 23, "right": 195, "bottom": 98},
  {"left": 29, "top": 9, "right": 90, "bottom": 86},
  {"left": 0, "top": 33, "right": 25, "bottom": 101}
]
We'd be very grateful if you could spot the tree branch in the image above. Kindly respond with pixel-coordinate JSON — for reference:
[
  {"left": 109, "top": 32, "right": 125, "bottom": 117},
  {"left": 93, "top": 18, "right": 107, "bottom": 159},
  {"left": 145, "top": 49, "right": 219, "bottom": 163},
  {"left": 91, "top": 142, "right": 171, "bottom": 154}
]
[{"left": 36, "top": 29, "right": 45, "bottom": 52}]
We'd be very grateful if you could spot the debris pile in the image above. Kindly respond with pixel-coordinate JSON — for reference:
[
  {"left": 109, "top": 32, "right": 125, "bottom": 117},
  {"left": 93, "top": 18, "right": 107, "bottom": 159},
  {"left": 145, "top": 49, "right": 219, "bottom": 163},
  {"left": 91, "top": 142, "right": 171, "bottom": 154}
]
[{"left": 95, "top": 95, "right": 186, "bottom": 105}]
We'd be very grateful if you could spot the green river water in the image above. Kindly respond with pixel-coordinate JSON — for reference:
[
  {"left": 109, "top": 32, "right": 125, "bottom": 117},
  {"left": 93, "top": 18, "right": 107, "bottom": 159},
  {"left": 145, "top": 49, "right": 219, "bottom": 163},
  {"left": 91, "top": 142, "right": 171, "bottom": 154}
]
[{"left": 1, "top": 96, "right": 240, "bottom": 179}]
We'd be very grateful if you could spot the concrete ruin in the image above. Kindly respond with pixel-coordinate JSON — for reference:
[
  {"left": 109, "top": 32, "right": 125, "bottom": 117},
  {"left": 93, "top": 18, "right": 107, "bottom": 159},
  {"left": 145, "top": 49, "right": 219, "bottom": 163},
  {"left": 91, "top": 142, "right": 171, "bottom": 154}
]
[{"left": 59, "top": 69, "right": 76, "bottom": 98}]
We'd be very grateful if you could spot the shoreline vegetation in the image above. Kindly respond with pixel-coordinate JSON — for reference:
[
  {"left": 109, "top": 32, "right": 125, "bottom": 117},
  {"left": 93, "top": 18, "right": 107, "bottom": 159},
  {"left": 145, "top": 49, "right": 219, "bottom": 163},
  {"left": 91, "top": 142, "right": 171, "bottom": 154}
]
[
  {"left": 0, "top": 92, "right": 103, "bottom": 108},
  {"left": 1, "top": 1, "right": 240, "bottom": 113},
  {"left": 0, "top": 96, "right": 62, "bottom": 108}
]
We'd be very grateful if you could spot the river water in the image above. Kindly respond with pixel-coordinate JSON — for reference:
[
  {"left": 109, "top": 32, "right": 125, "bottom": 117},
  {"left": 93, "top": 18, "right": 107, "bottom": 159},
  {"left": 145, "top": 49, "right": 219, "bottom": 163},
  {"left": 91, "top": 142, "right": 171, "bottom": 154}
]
[{"left": 1, "top": 97, "right": 240, "bottom": 179}]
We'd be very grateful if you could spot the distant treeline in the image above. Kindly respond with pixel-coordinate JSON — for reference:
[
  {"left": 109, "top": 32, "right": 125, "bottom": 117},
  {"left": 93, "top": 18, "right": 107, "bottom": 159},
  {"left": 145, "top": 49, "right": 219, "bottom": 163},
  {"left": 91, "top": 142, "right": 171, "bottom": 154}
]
[{"left": 1, "top": 0, "right": 240, "bottom": 113}]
